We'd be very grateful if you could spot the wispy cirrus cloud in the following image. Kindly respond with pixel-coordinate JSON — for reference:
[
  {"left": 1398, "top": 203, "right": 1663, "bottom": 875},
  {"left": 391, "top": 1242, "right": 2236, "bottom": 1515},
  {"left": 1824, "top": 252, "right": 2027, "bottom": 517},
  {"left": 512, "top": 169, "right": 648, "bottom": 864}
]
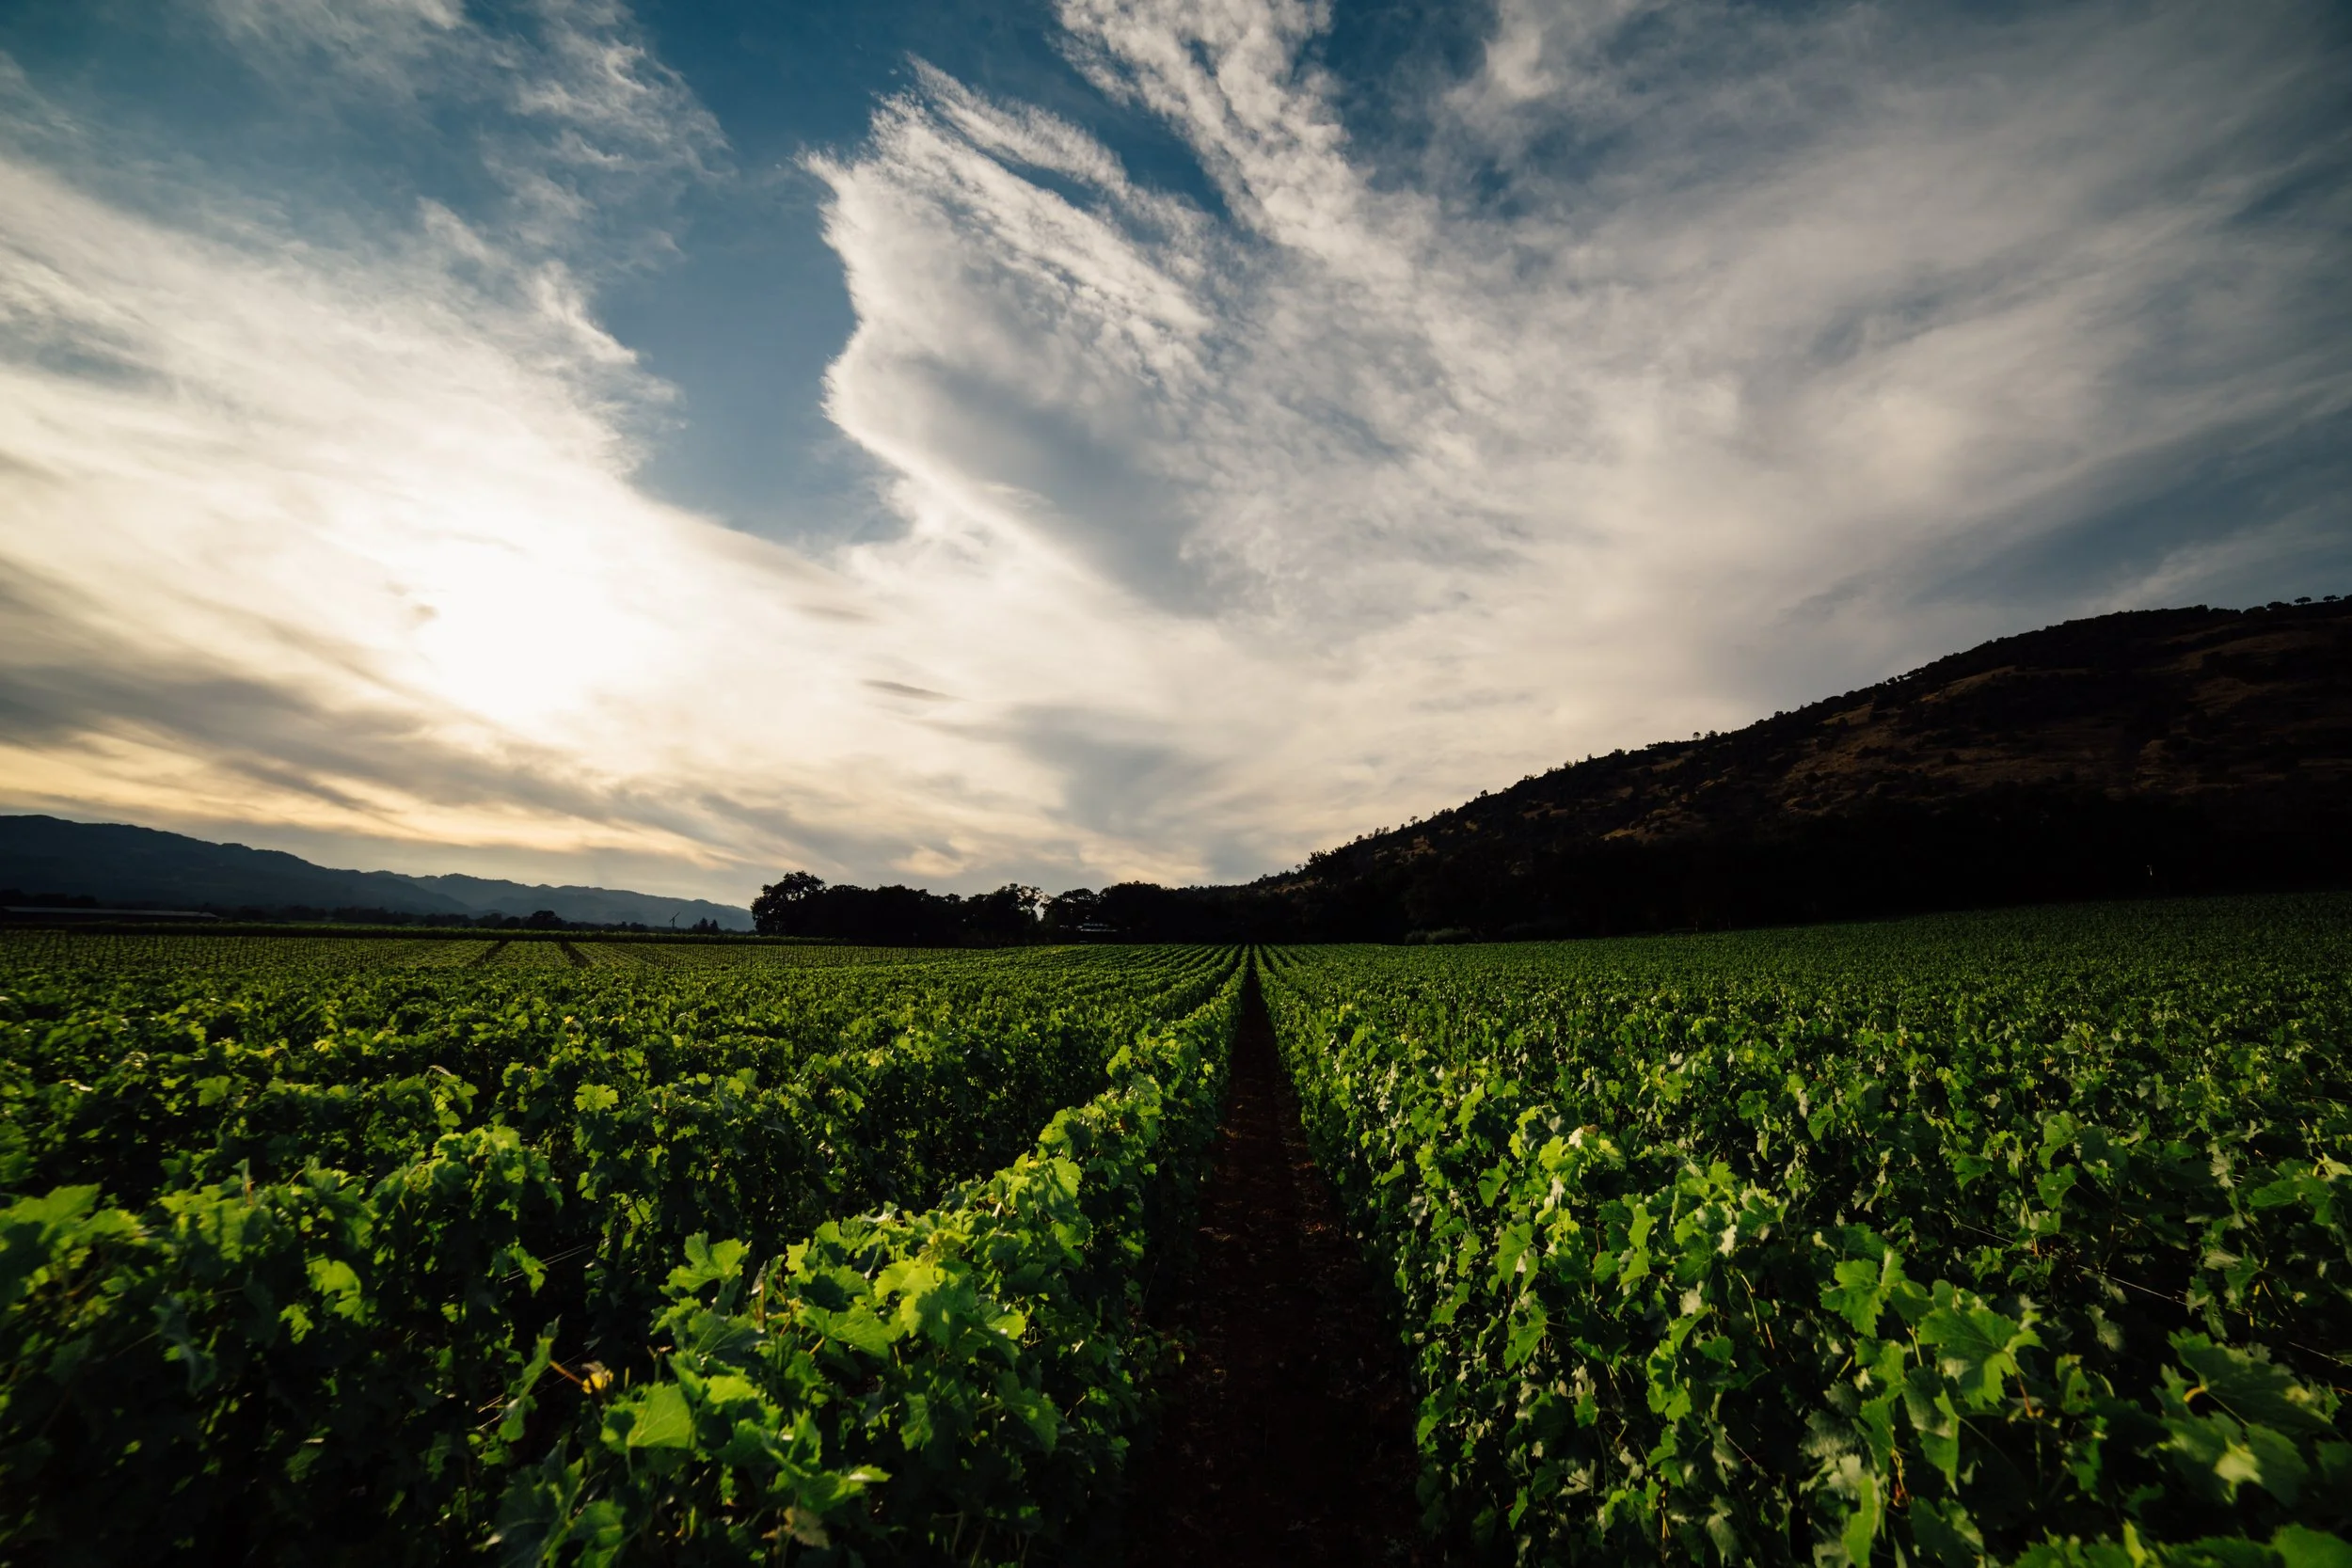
[
  {"left": 203, "top": 0, "right": 462, "bottom": 80},
  {"left": 0, "top": 0, "right": 2344, "bottom": 901},
  {"left": 0, "top": 1, "right": 1249, "bottom": 895},
  {"left": 818, "top": 0, "right": 2352, "bottom": 811}
]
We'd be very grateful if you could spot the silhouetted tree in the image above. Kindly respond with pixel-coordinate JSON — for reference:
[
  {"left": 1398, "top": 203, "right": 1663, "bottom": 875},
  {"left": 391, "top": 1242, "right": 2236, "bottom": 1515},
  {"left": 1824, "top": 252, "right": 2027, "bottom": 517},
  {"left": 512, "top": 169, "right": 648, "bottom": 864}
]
[
  {"left": 754, "top": 872, "right": 1044, "bottom": 944},
  {"left": 1041, "top": 888, "right": 1101, "bottom": 934},
  {"left": 961, "top": 883, "right": 1041, "bottom": 940},
  {"left": 751, "top": 872, "right": 826, "bottom": 935}
]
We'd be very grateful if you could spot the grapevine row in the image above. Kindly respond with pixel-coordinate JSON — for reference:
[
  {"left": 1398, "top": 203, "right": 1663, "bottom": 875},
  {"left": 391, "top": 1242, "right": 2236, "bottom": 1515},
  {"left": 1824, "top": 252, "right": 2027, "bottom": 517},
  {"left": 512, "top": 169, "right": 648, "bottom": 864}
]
[
  {"left": 1261, "top": 898, "right": 2352, "bottom": 1566},
  {"left": 0, "top": 939, "right": 1241, "bottom": 1563}
]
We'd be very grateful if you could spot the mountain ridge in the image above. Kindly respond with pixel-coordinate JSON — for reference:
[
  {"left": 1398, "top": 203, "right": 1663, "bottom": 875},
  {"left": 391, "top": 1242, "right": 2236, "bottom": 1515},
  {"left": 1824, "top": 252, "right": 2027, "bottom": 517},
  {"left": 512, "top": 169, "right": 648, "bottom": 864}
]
[
  {"left": 0, "top": 816, "right": 752, "bottom": 929},
  {"left": 1225, "top": 597, "right": 2351, "bottom": 938},
  {"left": 8, "top": 598, "right": 2347, "bottom": 943}
]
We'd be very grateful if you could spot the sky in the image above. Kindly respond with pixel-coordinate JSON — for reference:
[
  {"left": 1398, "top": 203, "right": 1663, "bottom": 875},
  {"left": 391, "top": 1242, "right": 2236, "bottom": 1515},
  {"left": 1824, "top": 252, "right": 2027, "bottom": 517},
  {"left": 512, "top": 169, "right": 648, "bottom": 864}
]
[{"left": 0, "top": 0, "right": 2346, "bottom": 905}]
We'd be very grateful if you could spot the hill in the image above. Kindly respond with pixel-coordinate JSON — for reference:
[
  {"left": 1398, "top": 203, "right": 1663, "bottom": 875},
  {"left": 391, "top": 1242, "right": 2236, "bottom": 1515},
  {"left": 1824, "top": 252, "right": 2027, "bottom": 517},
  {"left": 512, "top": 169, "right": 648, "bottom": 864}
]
[
  {"left": 0, "top": 816, "right": 752, "bottom": 928},
  {"left": 12, "top": 599, "right": 2347, "bottom": 943},
  {"left": 1224, "top": 598, "right": 2352, "bottom": 939},
  {"left": 397, "top": 871, "right": 751, "bottom": 930}
]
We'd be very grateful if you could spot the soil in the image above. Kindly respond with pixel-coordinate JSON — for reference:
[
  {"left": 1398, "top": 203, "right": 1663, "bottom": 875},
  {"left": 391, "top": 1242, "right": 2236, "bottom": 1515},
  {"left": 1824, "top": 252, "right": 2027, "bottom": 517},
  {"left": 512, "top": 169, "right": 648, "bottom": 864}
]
[{"left": 1124, "top": 972, "right": 1440, "bottom": 1566}]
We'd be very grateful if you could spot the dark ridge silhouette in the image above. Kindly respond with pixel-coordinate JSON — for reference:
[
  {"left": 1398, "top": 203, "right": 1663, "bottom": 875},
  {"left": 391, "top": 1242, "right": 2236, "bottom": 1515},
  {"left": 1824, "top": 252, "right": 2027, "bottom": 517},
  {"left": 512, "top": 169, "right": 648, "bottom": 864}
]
[
  {"left": 1015, "top": 598, "right": 2350, "bottom": 942},
  {"left": 1232, "top": 597, "right": 2352, "bottom": 940},
  {"left": 0, "top": 816, "right": 752, "bottom": 928},
  {"left": 17, "top": 599, "right": 2349, "bottom": 945}
]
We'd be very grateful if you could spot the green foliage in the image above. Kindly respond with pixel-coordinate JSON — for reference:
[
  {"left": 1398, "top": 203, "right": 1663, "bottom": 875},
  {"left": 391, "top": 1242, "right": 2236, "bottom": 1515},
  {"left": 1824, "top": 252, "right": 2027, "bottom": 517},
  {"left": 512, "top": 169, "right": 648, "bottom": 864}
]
[
  {"left": 0, "top": 935, "right": 1241, "bottom": 1562},
  {"left": 501, "top": 972, "right": 1242, "bottom": 1564},
  {"left": 0, "top": 1131, "right": 558, "bottom": 1563},
  {"left": 1261, "top": 898, "right": 2352, "bottom": 1567}
]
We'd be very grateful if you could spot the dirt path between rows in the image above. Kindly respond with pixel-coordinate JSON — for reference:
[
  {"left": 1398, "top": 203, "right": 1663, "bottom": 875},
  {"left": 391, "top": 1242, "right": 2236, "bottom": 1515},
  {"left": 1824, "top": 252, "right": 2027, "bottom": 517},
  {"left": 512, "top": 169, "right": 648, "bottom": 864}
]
[{"left": 1125, "top": 969, "right": 1438, "bottom": 1566}]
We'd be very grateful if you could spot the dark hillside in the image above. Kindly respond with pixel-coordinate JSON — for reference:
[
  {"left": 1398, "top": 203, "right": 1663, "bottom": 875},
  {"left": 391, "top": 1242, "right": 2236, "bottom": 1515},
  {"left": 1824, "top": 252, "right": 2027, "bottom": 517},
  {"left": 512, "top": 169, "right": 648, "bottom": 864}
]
[
  {"left": 0, "top": 816, "right": 752, "bottom": 927},
  {"left": 1232, "top": 598, "right": 2352, "bottom": 939},
  {"left": 0, "top": 816, "right": 471, "bottom": 917}
]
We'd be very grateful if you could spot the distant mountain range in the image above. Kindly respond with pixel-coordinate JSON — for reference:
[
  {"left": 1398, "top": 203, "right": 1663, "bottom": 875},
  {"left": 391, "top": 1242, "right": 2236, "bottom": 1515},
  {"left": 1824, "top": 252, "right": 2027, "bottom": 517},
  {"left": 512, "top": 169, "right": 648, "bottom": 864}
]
[
  {"left": 8, "top": 598, "right": 2347, "bottom": 944},
  {"left": 1226, "top": 597, "right": 2352, "bottom": 938},
  {"left": 0, "top": 816, "right": 752, "bottom": 929}
]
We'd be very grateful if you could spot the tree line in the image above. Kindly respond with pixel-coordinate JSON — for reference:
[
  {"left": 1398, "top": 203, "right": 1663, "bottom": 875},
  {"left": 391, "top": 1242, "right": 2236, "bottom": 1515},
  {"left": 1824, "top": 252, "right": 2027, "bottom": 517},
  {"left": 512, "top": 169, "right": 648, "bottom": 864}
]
[
  {"left": 748, "top": 874, "right": 1250, "bottom": 944},
  {"left": 754, "top": 772, "right": 2352, "bottom": 947}
]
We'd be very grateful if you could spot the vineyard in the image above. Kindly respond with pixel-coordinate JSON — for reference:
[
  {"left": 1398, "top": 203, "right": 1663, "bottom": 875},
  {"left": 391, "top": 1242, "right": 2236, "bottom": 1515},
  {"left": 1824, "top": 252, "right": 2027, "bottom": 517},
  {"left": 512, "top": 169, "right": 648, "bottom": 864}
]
[
  {"left": 1263, "top": 897, "right": 2352, "bottom": 1567},
  {"left": 0, "top": 933, "right": 1244, "bottom": 1563},
  {"left": 0, "top": 898, "right": 2346, "bottom": 1566}
]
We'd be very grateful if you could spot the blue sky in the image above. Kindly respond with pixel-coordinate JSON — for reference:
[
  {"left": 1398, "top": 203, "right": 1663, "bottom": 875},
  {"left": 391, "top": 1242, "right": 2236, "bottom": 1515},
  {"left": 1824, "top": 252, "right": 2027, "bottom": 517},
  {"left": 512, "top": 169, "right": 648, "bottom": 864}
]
[{"left": 0, "top": 0, "right": 2345, "bottom": 903}]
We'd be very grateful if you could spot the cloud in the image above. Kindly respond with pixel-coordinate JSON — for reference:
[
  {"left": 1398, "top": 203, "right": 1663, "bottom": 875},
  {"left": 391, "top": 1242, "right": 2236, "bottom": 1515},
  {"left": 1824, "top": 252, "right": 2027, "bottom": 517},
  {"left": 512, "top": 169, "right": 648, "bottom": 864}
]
[
  {"left": 0, "top": 68, "right": 1048, "bottom": 893},
  {"left": 194, "top": 0, "right": 725, "bottom": 271},
  {"left": 0, "top": 0, "right": 2345, "bottom": 898},
  {"left": 203, "top": 0, "right": 463, "bottom": 89},
  {"left": 818, "top": 0, "right": 2351, "bottom": 794},
  {"left": 0, "top": 18, "right": 1258, "bottom": 896}
]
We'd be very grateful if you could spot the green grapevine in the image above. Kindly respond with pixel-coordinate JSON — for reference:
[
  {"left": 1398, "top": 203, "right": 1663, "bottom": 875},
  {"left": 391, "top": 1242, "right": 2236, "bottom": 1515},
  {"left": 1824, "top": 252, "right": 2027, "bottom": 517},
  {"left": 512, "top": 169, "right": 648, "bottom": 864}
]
[
  {"left": 1262, "top": 897, "right": 2352, "bottom": 1567},
  {"left": 0, "top": 936, "right": 1242, "bottom": 1564}
]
